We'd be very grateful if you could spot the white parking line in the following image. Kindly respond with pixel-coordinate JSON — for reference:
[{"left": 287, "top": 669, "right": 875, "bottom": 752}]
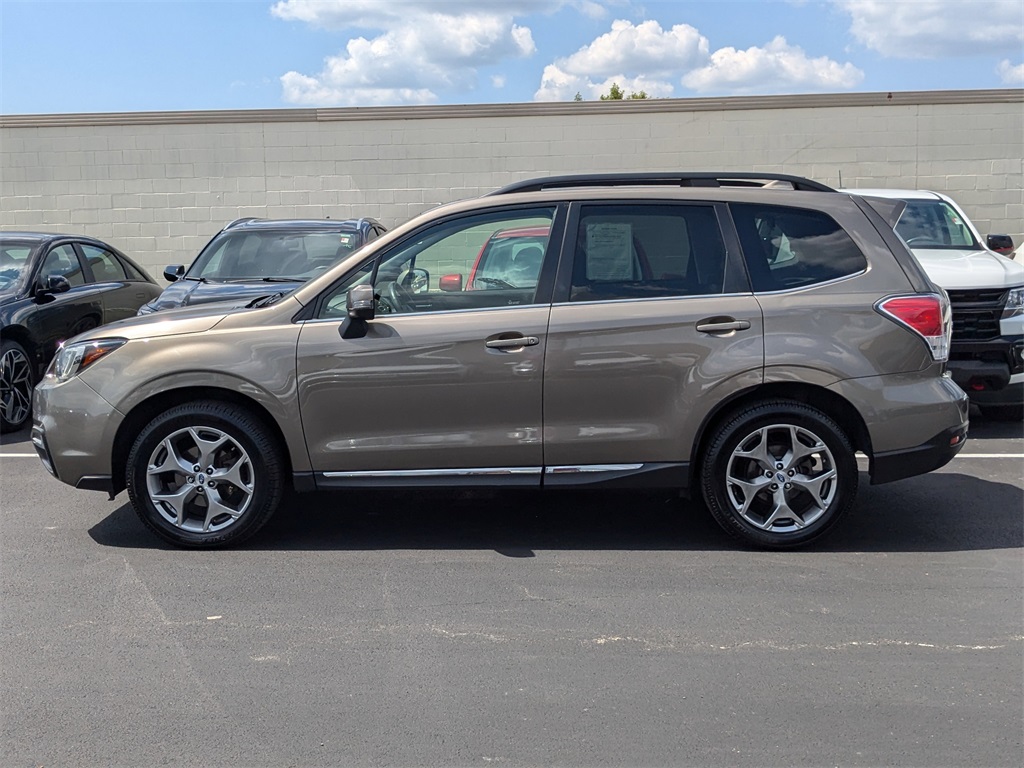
[
  {"left": 1, "top": 453, "right": 37, "bottom": 458},
  {"left": 956, "top": 453, "right": 1024, "bottom": 458}
]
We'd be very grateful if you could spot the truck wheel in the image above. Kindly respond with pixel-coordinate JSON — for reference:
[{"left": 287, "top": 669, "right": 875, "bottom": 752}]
[
  {"left": 701, "top": 401, "right": 858, "bottom": 549},
  {"left": 126, "top": 401, "right": 284, "bottom": 548}
]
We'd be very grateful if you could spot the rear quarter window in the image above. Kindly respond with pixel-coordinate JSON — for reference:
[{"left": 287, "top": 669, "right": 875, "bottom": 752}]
[{"left": 731, "top": 203, "right": 867, "bottom": 292}]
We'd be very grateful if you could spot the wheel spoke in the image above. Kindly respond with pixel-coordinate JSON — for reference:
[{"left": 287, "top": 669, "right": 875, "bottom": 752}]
[
  {"left": 733, "top": 428, "right": 774, "bottom": 469},
  {"left": 763, "top": 489, "right": 807, "bottom": 530},
  {"left": 147, "top": 437, "right": 196, "bottom": 476},
  {"left": 202, "top": 490, "right": 242, "bottom": 532},
  {"left": 793, "top": 467, "right": 837, "bottom": 509},
  {"left": 210, "top": 454, "right": 254, "bottom": 495},
  {"left": 787, "top": 426, "right": 826, "bottom": 466},
  {"left": 188, "top": 428, "right": 229, "bottom": 469},
  {"left": 727, "top": 474, "right": 771, "bottom": 516},
  {"left": 152, "top": 484, "right": 197, "bottom": 527}
]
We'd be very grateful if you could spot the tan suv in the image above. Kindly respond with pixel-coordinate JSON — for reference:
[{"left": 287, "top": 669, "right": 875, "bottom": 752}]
[{"left": 32, "top": 173, "right": 969, "bottom": 549}]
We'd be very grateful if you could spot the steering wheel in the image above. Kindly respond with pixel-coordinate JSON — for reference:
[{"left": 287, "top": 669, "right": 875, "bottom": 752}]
[
  {"left": 386, "top": 279, "right": 413, "bottom": 313},
  {"left": 905, "top": 236, "right": 942, "bottom": 246}
]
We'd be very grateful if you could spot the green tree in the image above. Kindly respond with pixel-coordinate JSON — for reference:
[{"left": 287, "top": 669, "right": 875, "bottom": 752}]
[{"left": 599, "top": 82, "right": 648, "bottom": 100}]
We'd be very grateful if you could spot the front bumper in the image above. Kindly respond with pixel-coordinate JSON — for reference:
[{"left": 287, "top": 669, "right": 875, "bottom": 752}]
[{"left": 32, "top": 373, "right": 123, "bottom": 492}]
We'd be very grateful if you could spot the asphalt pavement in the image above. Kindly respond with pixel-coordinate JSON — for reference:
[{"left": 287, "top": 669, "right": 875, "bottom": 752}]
[{"left": 1, "top": 413, "right": 1021, "bottom": 767}]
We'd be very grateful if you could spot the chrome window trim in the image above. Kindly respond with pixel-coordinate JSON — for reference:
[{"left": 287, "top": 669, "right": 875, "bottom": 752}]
[
  {"left": 303, "top": 301, "right": 550, "bottom": 324},
  {"left": 747, "top": 268, "right": 868, "bottom": 295},
  {"left": 550, "top": 291, "right": 753, "bottom": 308}
]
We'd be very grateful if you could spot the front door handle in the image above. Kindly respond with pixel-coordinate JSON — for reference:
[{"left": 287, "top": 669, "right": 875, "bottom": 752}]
[
  {"left": 485, "top": 336, "right": 540, "bottom": 349},
  {"left": 695, "top": 318, "right": 751, "bottom": 333}
]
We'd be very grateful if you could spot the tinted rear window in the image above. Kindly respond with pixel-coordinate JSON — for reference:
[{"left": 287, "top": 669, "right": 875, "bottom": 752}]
[{"left": 731, "top": 204, "right": 867, "bottom": 292}]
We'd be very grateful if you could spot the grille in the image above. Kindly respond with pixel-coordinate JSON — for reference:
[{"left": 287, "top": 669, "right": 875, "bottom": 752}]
[{"left": 946, "top": 289, "right": 1007, "bottom": 342}]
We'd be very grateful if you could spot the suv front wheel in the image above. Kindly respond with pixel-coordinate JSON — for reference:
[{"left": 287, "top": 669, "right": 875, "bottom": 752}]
[
  {"left": 126, "top": 401, "right": 285, "bottom": 548},
  {"left": 701, "top": 401, "right": 857, "bottom": 548}
]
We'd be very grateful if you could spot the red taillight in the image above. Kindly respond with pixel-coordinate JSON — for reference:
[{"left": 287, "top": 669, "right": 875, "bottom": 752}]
[
  {"left": 876, "top": 293, "right": 951, "bottom": 362},
  {"left": 878, "top": 296, "right": 943, "bottom": 336}
]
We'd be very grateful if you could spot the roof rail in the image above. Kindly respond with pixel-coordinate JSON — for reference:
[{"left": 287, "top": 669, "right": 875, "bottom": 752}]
[
  {"left": 223, "top": 217, "right": 262, "bottom": 230},
  {"left": 487, "top": 172, "right": 836, "bottom": 196}
]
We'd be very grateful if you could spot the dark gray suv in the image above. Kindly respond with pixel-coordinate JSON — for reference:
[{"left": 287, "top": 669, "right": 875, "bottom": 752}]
[{"left": 32, "top": 173, "right": 969, "bottom": 549}]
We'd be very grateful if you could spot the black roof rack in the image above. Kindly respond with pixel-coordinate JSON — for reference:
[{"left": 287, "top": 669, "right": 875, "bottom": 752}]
[
  {"left": 487, "top": 172, "right": 836, "bottom": 196},
  {"left": 223, "top": 217, "right": 262, "bottom": 230}
]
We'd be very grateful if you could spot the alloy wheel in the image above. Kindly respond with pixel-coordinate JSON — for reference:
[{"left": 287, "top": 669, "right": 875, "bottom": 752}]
[
  {"left": 725, "top": 423, "right": 838, "bottom": 533},
  {"left": 145, "top": 425, "right": 255, "bottom": 533},
  {"left": 0, "top": 346, "right": 33, "bottom": 428}
]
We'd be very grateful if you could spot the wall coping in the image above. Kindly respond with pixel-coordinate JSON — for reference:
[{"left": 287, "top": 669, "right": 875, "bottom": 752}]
[{"left": 2, "top": 89, "right": 1022, "bottom": 128}]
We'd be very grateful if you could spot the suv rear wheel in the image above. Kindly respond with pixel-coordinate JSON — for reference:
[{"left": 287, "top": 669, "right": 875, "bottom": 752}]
[
  {"left": 701, "top": 401, "right": 857, "bottom": 548},
  {"left": 126, "top": 401, "right": 284, "bottom": 548}
]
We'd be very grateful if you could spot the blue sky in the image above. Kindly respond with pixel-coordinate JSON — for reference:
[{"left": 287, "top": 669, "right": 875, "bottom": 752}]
[{"left": 1, "top": 0, "right": 1022, "bottom": 114}]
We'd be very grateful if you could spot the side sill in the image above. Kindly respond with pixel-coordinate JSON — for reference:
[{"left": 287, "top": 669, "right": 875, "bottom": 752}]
[
  {"left": 310, "top": 463, "right": 689, "bottom": 491},
  {"left": 544, "top": 462, "right": 688, "bottom": 490}
]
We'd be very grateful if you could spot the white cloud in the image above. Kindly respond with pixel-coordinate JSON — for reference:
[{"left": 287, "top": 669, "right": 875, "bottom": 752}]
[
  {"left": 272, "top": 0, "right": 549, "bottom": 106},
  {"left": 997, "top": 59, "right": 1024, "bottom": 84},
  {"left": 836, "top": 0, "right": 1024, "bottom": 58},
  {"left": 535, "top": 19, "right": 709, "bottom": 100},
  {"left": 682, "top": 36, "right": 864, "bottom": 94}
]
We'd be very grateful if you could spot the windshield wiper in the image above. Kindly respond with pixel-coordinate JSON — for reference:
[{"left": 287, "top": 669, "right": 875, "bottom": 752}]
[
  {"left": 246, "top": 292, "right": 285, "bottom": 308},
  {"left": 260, "top": 276, "right": 307, "bottom": 283}
]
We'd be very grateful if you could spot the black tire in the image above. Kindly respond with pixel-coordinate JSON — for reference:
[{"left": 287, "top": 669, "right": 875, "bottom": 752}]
[
  {"left": 700, "top": 400, "right": 858, "bottom": 549},
  {"left": 0, "top": 338, "right": 34, "bottom": 432},
  {"left": 979, "top": 404, "right": 1024, "bottom": 423},
  {"left": 126, "top": 401, "right": 285, "bottom": 548}
]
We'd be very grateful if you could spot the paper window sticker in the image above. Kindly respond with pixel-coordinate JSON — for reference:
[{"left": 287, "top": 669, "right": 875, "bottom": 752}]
[{"left": 586, "top": 222, "right": 634, "bottom": 281}]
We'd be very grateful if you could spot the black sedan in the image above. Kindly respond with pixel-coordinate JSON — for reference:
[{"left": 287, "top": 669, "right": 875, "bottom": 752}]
[{"left": 0, "top": 232, "right": 162, "bottom": 431}]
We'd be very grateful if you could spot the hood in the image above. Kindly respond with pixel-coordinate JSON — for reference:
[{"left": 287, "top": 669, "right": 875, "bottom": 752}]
[
  {"left": 909, "top": 247, "right": 1024, "bottom": 291},
  {"left": 140, "top": 278, "right": 303, "bottom": 314},
  {"left": 82, "top": 302, "right": 241, "bottom": 342}
]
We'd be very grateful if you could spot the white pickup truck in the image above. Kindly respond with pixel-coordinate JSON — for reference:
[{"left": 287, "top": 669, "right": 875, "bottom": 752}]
[{"left": 847, "top": 189, "right": 1023, "bottom": 420}]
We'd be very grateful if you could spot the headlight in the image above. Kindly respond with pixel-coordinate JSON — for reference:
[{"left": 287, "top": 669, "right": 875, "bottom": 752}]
[
  {"left": 1004, "top": 287, "right": 1024, "bottom": 319},
  {"left": 50, "top": 338, "right": 127, "bottom": 382}
]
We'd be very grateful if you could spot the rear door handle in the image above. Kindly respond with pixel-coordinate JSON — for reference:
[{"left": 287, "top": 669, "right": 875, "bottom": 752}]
[
  {"left": 695, "top": 318, "right": 751, "bottom": 333},
  {"left": 485, "top": 336, "right": 540, "bottom": 349}
]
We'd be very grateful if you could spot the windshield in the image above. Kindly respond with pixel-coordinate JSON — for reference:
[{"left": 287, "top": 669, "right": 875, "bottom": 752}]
[
  {"left": 186, "top": 229, "right": 362, "bottom": 281},
  {"left": 0, "top": 240, "right": 37, "bottom": 297},
  {"left": 895, "top": 200, "right": 980, "bottom": 250}
]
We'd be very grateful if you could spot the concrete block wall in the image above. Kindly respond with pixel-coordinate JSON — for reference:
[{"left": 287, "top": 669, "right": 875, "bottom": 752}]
[{"left": 1, "top": 90, "right": 1021, "bottom": 275}]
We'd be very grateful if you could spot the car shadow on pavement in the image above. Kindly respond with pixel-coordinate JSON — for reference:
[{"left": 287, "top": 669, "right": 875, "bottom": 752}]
[{"left": 89, "top": 471, "right": 1022, "bottom": 554}]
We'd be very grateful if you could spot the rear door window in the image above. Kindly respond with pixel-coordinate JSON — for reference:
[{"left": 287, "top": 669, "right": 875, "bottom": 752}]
[
  {"left": 80, "top": 244, "right": 127, "bottom": 281},
  {"left": 731, "top": 204, "right": 867, "bottom": 292},
  {"left": 566, "top": 203, "right": 729, "bottom": 302}
]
